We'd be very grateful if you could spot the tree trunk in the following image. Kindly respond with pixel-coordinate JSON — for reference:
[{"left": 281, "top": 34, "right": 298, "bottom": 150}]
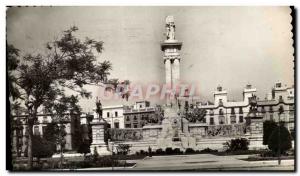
[{"left": 27, "top": 122, "right": 33, "bottom": 169}]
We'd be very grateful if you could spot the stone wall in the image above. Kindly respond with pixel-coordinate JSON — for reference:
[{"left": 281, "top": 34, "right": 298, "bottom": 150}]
[{"left": 107, "top": 122, "right": 268, "bottom": 154}]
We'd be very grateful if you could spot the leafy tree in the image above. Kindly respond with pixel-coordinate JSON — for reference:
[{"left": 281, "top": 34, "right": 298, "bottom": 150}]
[
  {"left": 268, "top": 125, "right": 292, "bottom": 154},
  {"left": 185, "top": 106, "right": 207, "bottom": 123},
  {"left": 7, "top": 44, "right": 22, "bottom": 158},
  {"left": 8, "top": 26, "right": 120, "bottom": 169},
  {"left": 32, "top": 135, "right": 54, "bottom": 164},
  {"left": 43, "top": 122, "right": 59, "bottom": 152},
  {"left": 263, "top": 120, "right": 278, "bottom": 145},
  {"left": 7, "top": 44, "right": 20, "bottom": 100}
]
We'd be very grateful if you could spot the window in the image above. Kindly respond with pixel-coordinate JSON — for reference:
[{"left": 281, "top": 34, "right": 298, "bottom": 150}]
[
  {"left": 219, "top": 109, "right": 224, "bottom": 115},
  {"left": 141, "top": 115, "right": 144, "bottom": 120},
  {"left": 209, "top": 117, "right": 214, "bottom": 125},
  {"left": 261, "top": 106, "right": 266, "bottom": 113},
  {"left": 115, "top": 111, "right": 118, "bottom": 117},
  {"left": 114, "top": 122, "right": 119, "bottom": 129},
  {"left": 43, "top": 116, "right": 48, "bottom": 123},
  {"left": 140, "top": 105, "right": 142, "bottom": 108},
  {"left": 133, "top": 124, "right": 138, "bottom": 128},
  {"left": 276, "top": 82, "right": 282, "bottom": 88},
  {"left": 239, "top": 107, "right": 243, "bottom": 114},
  {"left": 279, "top": 105, "right": 284, "bottom": 113},
  {"left": 107, "top": 112, "right": 110, "bottom": 118},
  {"left": 270, "top": 114, "right": 274, "bottom": 121},
  {"left": 126, "top": 116, "right": 130, "bottom": 121},
  {"left": 133, "top": 116, "right": 137, "bottom": 121},
  {"left": 202, "top": 118, "right": 206, "bottom": 123},
  {"left": 230, "top": 116, "right": 236, "bottom": 124},
  {"left": 219, "top": 99, "right": 223, "bottom": 106},
  {"left": 42, "top": 126, "right": 47, "bottom": 135},
  {"left": 125, "top": 124, "right": 131, "bottom": 128},
  {"left": 269, "top": 106, "right": 273, "bottom": 113},
  {"left": 239, "top": 116, "right": 243, "bottom": 123},
  {"left": 219, "top": 116, "right": 225, "bottom": 124},
  {"left": 231, "top": 108, "right": 235, "bottom": 114},
  {"left": 34, "top": 126, "right": 40, "bottom": 136}
]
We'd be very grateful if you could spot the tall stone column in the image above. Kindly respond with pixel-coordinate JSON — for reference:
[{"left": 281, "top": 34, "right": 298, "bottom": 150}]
[
  {"left": 165, "top": 59, "right": 172, "bottom": 88},
  {"left": 172, "top": 58, "right": 180, "bottom": 88}
]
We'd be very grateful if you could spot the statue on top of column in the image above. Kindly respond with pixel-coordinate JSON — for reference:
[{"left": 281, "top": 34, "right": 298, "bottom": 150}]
[
  {"left": 166, "top": 15, "right": 175, "bottom": 40},
  {"left": 95, "top": 97, "right": 103, "bottom": 119}
]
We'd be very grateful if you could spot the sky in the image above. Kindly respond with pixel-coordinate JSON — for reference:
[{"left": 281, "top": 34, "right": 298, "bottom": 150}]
[{"left": 7, "top": 6, "right": 294, "bottom": 112}]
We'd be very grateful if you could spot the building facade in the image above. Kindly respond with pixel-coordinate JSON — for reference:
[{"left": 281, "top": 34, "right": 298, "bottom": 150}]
[
  {"left": 188, "top": 82, "right": 295, "bottom": 133},
  {"left": 101, "top": 105, "right": 125, "bottom": 129},
  {"left": 123, "top": 101, "right": 162, "bottom": 128},
  {"left": 12, "top": 112, "right": 81, "bottom": 156}
]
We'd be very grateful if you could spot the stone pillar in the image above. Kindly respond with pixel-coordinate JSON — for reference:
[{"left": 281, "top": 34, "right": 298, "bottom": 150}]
[
  {"left": 90, "top": 118, "right": 111, "bottom": 155},
  {"left": 165, "top": 59, "right": 172, "bottom": 88},
  {"left": 172, "top": 58, "right": 180, "bottom": 88}
]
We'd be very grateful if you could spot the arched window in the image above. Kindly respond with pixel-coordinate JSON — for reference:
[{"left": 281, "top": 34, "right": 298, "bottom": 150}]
[
  {"left": 219, "top": 109, "right": 224, "bottom": 115},
  {"left": 231, "top": 108, "right": 235, "bottom": 114}
]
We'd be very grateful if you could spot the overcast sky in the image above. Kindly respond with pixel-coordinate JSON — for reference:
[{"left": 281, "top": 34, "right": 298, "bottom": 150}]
[{"left": 7, "top": 6, "right": 294, "bottom": 112}]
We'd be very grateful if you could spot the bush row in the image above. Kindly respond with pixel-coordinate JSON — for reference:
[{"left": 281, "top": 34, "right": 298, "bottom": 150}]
[{"left": 135, "top": 147, "right": 218, "bottom": 156}]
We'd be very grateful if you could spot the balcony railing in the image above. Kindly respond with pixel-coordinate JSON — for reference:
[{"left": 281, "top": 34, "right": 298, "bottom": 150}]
[{"left": 124, "top": 107, "right": 155, "bottom": 113}]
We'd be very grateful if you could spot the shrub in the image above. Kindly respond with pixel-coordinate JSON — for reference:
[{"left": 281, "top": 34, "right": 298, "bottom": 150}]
[
  {"left": 32, "top": 135, "right": 55, "bottom": 161},
  {"left": 116, "top": 144, "right": 131, "bottom": 155},
  {"left": 155, "top": 148, "right": 164, "bottom": 155},
  {"left": 173, "top": 148, "right": 181, "bottom": 154},
  {"left": 263, "top": 120, "right": 278, "bottom": 145},
  {"left": 140, "top": 150, "right": 146, "bottom": 155},
  {"left": 165, "top": 147, "right": 173, "bottom": 155},
  {"left": 268, "top": 125, "right": 292, "bottom": 154},
  {"left": 185, "top": 148, "right": 195, "bottom": 154},
  {"left": 200, "top": 148, "right": 218, "bottom": 153},
  {"left": 225, "top": 138, "right": 249, "bottom": 152}
]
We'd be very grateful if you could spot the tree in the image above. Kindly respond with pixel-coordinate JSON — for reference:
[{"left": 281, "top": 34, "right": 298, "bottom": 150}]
[
  {"left": 7, "top": 44, "right": 20, "bottom": 100},
  {"left": 268, "top": 125, "right": 292, "bottom": 154},
  {"left": 46, "top": 95, "right": 80, "bottom": 168},
  {"left": 43, "top": 122, "right": 60, "bottom": 152},
  {"left": 263, "top": 120, "right": 278, "bottom": 145},
  {"left": 77, "top": 124, "right": 92, "bottom": 155},
  {"left": 8, "top": 26, "right": 118, "bottom": 169},
  {"left": 7, "top": 44, "right": 22, "bottom": 158},
  {"left": 32, "top": 135, "right": 54, "bottom": 165},
  {"left": 185, "top": 107, "right": 207, "bottom": 123}
]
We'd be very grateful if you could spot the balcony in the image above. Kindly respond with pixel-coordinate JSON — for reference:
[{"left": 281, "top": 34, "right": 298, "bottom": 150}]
[{"left": 124, "top": 107, "right": 155, "bottom": 114}]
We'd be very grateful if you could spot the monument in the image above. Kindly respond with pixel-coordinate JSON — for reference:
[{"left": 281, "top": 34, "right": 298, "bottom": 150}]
[
  {"left": 246, "top": 96, "right": 265, "bottom": 150},
  {"left": 158, "top": 16, "right": 196, "bottom": 150},
  {"left": 90, "top": 99, "right": 111, "bottom": 155}
]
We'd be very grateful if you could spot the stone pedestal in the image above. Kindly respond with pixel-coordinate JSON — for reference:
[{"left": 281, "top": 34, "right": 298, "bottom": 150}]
[
  {"left": 248, "top": 115, "right": 266, "bottom": 150},
  {"left": 90, "top": 118, "right": 111, "bottom": 155}
]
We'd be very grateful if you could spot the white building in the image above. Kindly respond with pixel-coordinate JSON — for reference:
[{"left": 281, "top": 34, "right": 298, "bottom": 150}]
[
  {"left": 101, "top": 105, "right": 125, "bottom": 129},
  {"left": 178, "top": 82, "right": 294, "bottom": 133}
]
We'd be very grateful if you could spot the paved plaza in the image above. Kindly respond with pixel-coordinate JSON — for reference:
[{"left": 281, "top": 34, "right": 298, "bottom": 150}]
[{"left": 131, "top": 154, "right": 294, "bottom": 171}]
